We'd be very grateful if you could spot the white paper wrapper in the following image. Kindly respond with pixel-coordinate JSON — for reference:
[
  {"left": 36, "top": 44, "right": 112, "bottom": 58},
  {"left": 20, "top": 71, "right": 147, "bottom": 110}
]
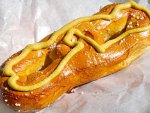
[{"left": 0, "top": 0, "right": 150, "bottom": 113}]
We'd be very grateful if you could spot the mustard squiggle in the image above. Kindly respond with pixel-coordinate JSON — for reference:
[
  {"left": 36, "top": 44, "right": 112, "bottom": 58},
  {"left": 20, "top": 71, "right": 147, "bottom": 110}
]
[{"left": 3, "top": 1, "right": 150, "bottom": 91}]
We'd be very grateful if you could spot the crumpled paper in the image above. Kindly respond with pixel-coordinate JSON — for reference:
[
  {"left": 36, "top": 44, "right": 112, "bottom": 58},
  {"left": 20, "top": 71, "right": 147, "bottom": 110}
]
[{"left": 0, "top": 0, "right": 150, "bottom": 113}]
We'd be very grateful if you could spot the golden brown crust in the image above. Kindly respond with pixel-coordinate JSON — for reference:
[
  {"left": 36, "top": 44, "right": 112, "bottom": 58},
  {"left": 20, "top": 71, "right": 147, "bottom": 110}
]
[{"left": 0, "top": 3, "right": 150, "bottom": 112}]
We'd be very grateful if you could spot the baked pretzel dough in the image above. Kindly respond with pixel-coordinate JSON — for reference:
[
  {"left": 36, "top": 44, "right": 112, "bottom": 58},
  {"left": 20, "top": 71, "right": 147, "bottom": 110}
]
[{"left": 0, "top": 1, "right": 150, "bottom": 112}]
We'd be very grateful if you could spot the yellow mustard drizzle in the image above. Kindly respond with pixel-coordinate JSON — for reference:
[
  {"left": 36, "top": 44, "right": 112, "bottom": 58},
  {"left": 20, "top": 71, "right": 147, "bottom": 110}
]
[{"left": 3, "top": 1, "right": 150, "bottom": 91}]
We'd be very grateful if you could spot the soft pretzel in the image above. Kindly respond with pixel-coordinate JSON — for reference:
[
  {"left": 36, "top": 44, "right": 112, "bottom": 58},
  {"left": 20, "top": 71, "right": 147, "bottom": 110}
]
[{"left": 0, "top": 1, "right": 150, "bottom": 112}]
